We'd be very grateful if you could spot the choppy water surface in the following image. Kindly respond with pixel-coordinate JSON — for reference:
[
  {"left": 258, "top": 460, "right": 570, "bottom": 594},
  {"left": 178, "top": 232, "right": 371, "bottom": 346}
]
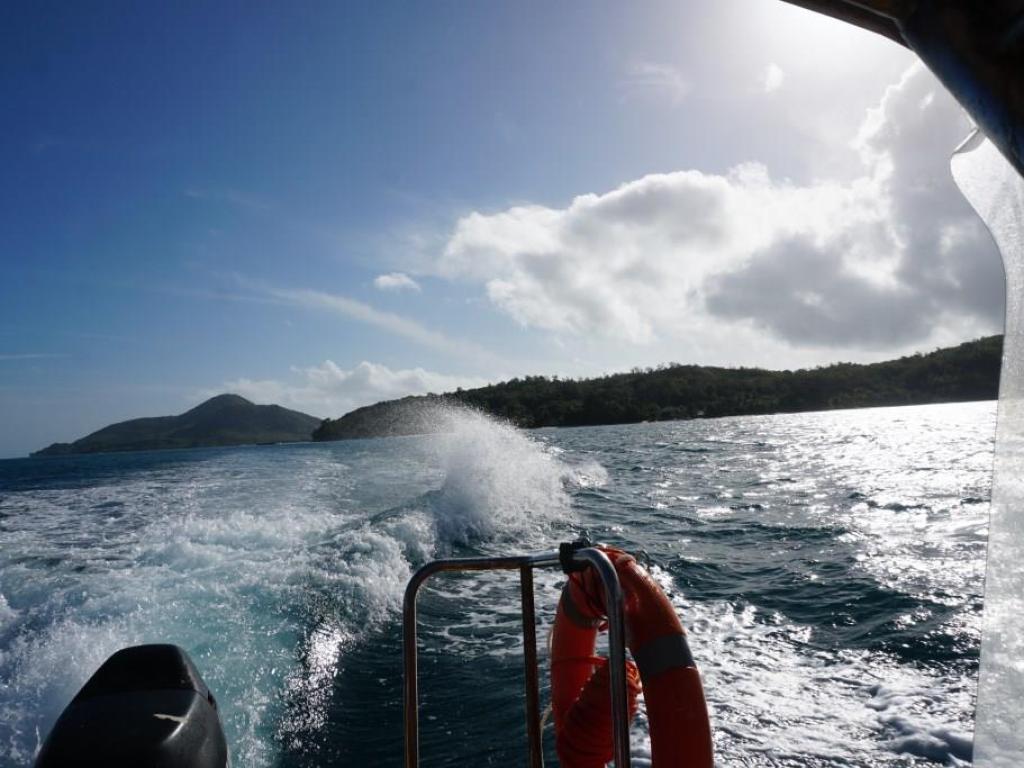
[{"left": 0, "top": 402, "right": 994, "bottom": 766}]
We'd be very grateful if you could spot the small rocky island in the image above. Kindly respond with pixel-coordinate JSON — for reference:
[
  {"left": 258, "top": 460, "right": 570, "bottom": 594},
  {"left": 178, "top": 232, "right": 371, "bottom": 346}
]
[{"left": 33, "top": 394, "right": 321, "bottom": 456}]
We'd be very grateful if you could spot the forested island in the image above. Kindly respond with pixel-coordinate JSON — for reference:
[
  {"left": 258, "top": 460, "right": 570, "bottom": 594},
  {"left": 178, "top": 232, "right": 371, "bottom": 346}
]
[
  {"left": 29, "top": 336, "right": 1004, "bottom": 455},
  {"left": 313, "top": 335, "right": 1002, "bottom": 441},
  {"left": 33, "top": 394, "right": 321, "bottom": 456}
]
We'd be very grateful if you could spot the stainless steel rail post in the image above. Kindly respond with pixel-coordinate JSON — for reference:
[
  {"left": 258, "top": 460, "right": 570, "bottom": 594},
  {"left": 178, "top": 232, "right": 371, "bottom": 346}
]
[
  {"left": 403, "top": 547, "right": 630, "bottom": 768},
  {"left": 571, "top": 548, "right": 631, "bottom": 768},
  {"left": 520, "top": 564, "right": 544, "bottom": 768}
]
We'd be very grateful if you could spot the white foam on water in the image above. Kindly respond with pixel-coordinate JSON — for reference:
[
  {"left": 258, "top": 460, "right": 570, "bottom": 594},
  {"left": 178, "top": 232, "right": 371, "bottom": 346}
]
[
  {"left": 4, "top": 402, "right": 987, "bottom": 766},
  {"left": 418, "top": 404, "right": 584, "bottom": 547},
  {"left": 0, "top": 405, "right": 589, "bottom": 766},
  {"left": 0, "top": 451, "right": 356, "bottom": 766},
  {"left": 0, "top": 593, "right": 17, "bottom": 631},
  {"left": 645, "top": 565, "right": 975, "bottom": 766}
]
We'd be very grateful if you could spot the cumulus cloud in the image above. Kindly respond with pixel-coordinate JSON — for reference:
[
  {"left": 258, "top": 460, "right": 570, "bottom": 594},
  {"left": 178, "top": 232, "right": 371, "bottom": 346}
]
[
  {"left": 621, "top": 61, "right": 690, "bottom": 104},
  {"left": 763, "top": 63, "right": 785, "bottom": 93},
  {"left": 438, "top": 165, "right": 879, "bottom": 344},
  {"left": 434, "top": 64, "right": 1003, "bottom": 354},
  {"left": 374, "top": 272, "right": 421, "bottom": 292},
  {"left": 217, "top": 361, "right": 489, "bottom": 419}
]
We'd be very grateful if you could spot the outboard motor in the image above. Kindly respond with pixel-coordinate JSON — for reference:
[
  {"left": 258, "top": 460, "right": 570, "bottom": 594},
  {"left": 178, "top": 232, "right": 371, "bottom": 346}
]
[{"left": 35, "top": 644, "right": 229, "bottom": 768}]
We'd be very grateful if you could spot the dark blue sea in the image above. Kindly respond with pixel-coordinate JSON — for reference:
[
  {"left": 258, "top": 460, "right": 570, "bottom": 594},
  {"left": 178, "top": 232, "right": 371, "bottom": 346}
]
[{"left": 0, "top": 402, "right": 994, "bottom": 766}]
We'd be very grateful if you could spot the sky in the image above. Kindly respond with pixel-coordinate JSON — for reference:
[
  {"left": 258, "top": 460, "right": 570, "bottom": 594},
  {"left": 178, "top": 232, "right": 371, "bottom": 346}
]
[{"left": 0, "top": 1, "right": 1007, "bottom": 458}]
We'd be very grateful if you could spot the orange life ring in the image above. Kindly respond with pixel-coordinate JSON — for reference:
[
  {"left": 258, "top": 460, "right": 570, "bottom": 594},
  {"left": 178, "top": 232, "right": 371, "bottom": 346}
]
[{"left": 550, "top": 546, "right": 713, "bottom": 767}]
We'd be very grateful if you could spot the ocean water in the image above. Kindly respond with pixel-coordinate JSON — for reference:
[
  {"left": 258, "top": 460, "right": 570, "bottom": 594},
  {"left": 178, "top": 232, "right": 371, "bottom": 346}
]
[{"left": 0, "top": 401, "right": 995, "bottom": 767}]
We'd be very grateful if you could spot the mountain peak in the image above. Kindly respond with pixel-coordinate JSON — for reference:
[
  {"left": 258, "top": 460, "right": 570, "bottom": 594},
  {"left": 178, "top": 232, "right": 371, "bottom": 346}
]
[
  {"left": 184, "top": 393, "right": 256, "bottom": 415},
  {"left": 32, "top": 395, "right": 320, "bottom": 456},
  {"left": 206, "top": 393, "right": 253, "bottom": 405}
]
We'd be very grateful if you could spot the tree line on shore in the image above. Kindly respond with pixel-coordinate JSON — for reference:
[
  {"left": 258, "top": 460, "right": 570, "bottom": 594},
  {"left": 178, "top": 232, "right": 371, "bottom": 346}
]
[{"left": 313, "top": 335, "right": 1003, "bottom": 440}]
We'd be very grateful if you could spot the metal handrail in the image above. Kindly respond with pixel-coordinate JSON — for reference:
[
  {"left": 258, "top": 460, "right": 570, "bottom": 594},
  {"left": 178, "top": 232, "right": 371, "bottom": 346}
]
[{"left": 402, "top": 546, "right": 631, "bottom": 768}]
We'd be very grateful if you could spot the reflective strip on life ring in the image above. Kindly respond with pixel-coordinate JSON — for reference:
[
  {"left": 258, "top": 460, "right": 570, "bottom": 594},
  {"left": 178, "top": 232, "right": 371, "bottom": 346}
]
[
  {"left": 550, "top": 546, "right": 713, "bottom": 768},
  {"left": 632, "top": 633, "right": 696, "bottom": 679}
]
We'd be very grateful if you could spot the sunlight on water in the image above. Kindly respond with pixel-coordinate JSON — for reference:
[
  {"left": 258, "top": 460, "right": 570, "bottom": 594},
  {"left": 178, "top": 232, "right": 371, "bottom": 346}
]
[{"left": 0, "top": 401, "right": 994, "bottom": 766}]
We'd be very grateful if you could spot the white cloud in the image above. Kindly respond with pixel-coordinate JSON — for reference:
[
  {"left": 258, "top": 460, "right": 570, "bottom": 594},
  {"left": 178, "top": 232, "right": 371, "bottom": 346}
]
[
  {"left": 763, "top": 63, "right": 785, "bottom": 93},
  {"left": 373, "top": 272, "right": 421, "bottom": 292},
  {"left": 433, "top": 64, "right": 1002, "bottom": 354},
  {"left": 217, "top": 361, "right": 489, "bottom": 419},
  {"left": 265, "top": 286, "right": 499, "bottom": 364},
  {"left": 437, "top": 165, "right": 874, "bottom": 344},
  {"left": 621, "top": 61, "right": 690, "bottom": 104}
]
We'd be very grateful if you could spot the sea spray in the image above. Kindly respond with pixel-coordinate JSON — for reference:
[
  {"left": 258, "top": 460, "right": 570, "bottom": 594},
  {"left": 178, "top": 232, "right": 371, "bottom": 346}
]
[
  {"left": 0, "top": 451, "right": 350, "bottom": 767},
  {"left": 276, "top": 402, "right": 589, "bottom": 753},
  {"left": 0, "top": 404, "right": 592, "bottom": 766},
  {"left": 420, "top": 403, "right": 582, "bottom": 546},
  {"left": 2, "top": 403, "right": 985, "bottom": 767}
]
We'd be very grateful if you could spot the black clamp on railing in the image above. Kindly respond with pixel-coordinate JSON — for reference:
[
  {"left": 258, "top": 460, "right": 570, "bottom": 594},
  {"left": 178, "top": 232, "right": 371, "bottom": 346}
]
[{"left": 559, "top": 537, "right": 593, "bottom": 574}]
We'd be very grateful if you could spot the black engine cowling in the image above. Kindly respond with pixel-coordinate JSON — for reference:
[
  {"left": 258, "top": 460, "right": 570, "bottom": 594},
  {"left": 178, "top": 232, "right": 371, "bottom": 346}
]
[{"left": 35, "top": 644, "right": 229, "bottom": 768}]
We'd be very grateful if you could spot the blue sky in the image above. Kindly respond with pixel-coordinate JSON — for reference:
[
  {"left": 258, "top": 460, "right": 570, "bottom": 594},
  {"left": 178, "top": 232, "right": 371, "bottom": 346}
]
[{"left": 0, "top": 1, "right": 1006, "bottom": 457}]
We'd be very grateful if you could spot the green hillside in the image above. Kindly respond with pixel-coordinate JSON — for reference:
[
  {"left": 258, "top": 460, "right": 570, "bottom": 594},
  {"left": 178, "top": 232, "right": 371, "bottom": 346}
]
[
  {"left": 313, "top": 335, "right": 1003, "bottom": 441},
  {"left": 33, "top": 394, "right": 321, "bottom": 456}
]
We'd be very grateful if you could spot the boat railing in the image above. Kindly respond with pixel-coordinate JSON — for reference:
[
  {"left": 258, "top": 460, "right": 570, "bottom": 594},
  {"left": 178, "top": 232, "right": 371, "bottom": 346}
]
[{"left": 403, "top": 543, "right": 631, "bottom": 768}]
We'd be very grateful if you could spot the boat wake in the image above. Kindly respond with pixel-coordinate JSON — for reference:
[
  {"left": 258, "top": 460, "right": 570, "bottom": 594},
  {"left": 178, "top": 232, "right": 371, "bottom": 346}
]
[
  {"left": 1, "top": 403, "right": 599, "bottom": 766},
  {"left": 1, "top": 402, "right": 988, "bottom": 767}
]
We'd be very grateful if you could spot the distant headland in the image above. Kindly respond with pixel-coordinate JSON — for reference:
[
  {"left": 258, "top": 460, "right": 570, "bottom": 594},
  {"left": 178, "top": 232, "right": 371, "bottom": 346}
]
[
  {"left": 313, "top": 335, "right": 1003, "bottom": 442},
  {"left": 29, "top": 336, "right": 1005, "bottom": 456},
  {"left": 32, "top": 394, "right": 321, "bottom": 457}
]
